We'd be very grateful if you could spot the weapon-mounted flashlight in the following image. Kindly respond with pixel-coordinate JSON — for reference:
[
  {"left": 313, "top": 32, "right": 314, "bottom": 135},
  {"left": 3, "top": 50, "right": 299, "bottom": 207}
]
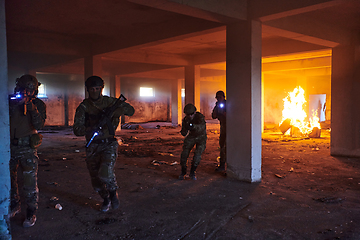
[
  {"left": 86, "top": 132, "right": 99, "bottom": 148},
  {"left": 9, "top": 92, "right": 22, "bottom": 100}
]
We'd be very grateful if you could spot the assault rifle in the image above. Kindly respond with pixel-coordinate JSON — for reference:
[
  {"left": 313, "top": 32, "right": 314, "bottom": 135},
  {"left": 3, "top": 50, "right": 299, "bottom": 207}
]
[
  {"left": 9, "top": 91, "right": 34, "bottom": 115},
  {"left": 86, "top": 94, "right": 127, "bottom": 148},
  {"left": 9, "top": 92, "right": 23, "bottom": 101}
]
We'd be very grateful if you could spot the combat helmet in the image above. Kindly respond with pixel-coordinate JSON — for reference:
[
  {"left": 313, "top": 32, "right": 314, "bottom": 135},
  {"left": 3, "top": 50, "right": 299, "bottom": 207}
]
[
  {"left": 184, "top": 103, "right": 196, "bottom": 115},
  {"left": 85, "top": 76, "right": 104, "bottom": 88},
  {"left": 14, "top": 74, "right": 40, "bottom": 95},
  {"left": 215, "top": 90, "right": 225, "bottom": 98}
]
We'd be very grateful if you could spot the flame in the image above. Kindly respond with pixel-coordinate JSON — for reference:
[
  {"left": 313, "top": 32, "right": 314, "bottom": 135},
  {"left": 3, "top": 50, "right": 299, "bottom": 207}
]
[
  {"left": 309, "top": 109, "right": 321, "bottom": 129},
  {"left": 279, "top": 86, "right": 321, "bottom": 135}
]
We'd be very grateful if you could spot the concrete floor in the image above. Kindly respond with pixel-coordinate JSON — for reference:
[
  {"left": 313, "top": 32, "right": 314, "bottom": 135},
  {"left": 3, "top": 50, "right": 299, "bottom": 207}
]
[{"left": 9, "top": 122, "right": 360, "bottom": 240}]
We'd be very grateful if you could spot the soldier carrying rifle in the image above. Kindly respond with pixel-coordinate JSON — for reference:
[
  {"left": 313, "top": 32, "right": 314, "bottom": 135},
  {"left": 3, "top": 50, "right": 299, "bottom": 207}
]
[
  {"left": 179, "top": 103, "right": 207, "bottom": 180},
  {"left": 9, "top": 74, "right": 46, "bottom": 227},
  {"left": 73, "top": 76, "right": 134, "bottom": 212},
  {"left": 212, "top": 90, "right": 226, "bottom": 172}
]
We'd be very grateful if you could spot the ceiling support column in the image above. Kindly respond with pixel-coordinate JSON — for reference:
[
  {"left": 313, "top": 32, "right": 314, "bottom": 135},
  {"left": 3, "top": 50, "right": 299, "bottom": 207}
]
[
  {"left": 115, "top": 75, "right": 121, "bottom": 98},
  {"left": 171, "top": 79, "right": 183, "bottom": 126},
  {"left": 331, "top": 35, "right": 360, "bottom": 157},
  {"left": 115, "top": 75, "right": 124, "bottom": 130},
  {"left": 226, "top": 20, "right": 262, "bottom": 182},
  {"left": 109, "top": 75, "right": 116, "bottom": 98},
  {"left": 0, "top": 0, "right": 11, "bottom": 238},
  {"left": 184, "top": 65, "right": 201, "bottom": 111},
  {"left": 84, "top": 56, "right": 102, "bottom": 97},
  {"left": 261, "top": 72, "right": 265, "bottom": 134}
]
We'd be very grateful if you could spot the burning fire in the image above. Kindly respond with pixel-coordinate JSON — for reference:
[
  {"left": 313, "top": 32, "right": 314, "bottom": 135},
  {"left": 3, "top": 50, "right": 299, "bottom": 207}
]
[{"left": 279, "top": 86, "right": 321, "bottom": 136}]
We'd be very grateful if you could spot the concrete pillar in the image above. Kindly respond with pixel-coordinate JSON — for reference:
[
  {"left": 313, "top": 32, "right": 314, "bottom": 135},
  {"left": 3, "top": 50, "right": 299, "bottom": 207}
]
[
  {"left": 109, "top": 75, "right": 116, "bottom": 97},
  {"left": 331, "top": 36, "right": 360, "bottom": 157},
  {"left": 64, "top": 86, "right": 69, "bottom": 126},
  {"left": 114, "top": 75, "right": 124, "bottom": 129},
  {"left": 0, "top": 0, "right": 12, "bottom": 238},
  {"left": 171, "top": 79, "right": 182, "bottom": 126},
  {"left": 84, "top": 56, "right": 102, "bottom": 97},
  {"left": 184, "top": 65, "right": 201, "bottom": 111},
  {"left": 261, "top": 72, "right": 265, "bottom": 133},
  {"left": 226, "top": 20, "right": 262, "bottom": 182},
  {"left": 115, "top": 75, "right": 121, "bottom": 97}
]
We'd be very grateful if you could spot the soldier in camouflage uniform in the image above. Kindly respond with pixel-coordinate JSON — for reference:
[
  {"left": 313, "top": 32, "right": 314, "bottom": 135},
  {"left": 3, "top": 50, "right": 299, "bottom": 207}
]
[
  {"left": 211, "top": 90, "right": 226, "bottom": 172},
  {"left": 9, "top": 74, "right": 47, "bottom": 227},
  {"left": 179, "top": 103, "right": 207, "bottom": 180},
  {"left": 73, "top": 76, "right": 134, "bottom": 212}
]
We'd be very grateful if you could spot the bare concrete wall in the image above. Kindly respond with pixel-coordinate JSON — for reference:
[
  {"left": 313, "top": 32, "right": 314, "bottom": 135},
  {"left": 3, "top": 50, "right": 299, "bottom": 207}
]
[
  {"left": 120, "top": 77, "right": 171, "bottom": 123},
  {"left": 263, "top": 75, "right": 297, "bottom": 124},
  {"left": 306, "top": 75, "right": 331, "bottom": 121},
  {"left": 200, "top": 76, "right": 226, "bottom": 119},
  {"left": 116, "top": 76, "right": 226, "bottom": 123},
  {"left": 36, "top": 73, "right": 84, "bottom": 126}
]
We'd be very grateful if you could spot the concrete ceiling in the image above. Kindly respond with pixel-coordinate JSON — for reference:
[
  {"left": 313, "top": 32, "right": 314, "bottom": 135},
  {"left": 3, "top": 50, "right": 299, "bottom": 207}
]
[{"left": 5, "top": 0, "right": 360, "bottom": 79}]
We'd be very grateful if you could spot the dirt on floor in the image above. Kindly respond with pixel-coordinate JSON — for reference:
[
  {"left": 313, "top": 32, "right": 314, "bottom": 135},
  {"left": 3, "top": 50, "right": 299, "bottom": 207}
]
[{"left": 10, "top": 122, "right": 360, "bottom": 240}]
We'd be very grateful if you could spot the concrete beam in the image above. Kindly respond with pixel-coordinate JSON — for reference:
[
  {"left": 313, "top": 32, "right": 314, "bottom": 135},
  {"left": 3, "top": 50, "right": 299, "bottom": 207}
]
[
  {"left": 262, "top": 56, "right": 331, "bottom": 72},
  {"left": 263, "top": 16, "right": 352, "bottom": 46},
  {"left": 102, "top": 50, "right": 191, "bottom": 66},
  {"left": 252, "top": 0, "right": 344, "bottom": 20},
  {"left": 262, "top": 25, "right": 339, "bottom": 47},
  {"left": 123, "top": 67, "right": 184, "bottom": 79},
  {"left": 200, "top": 68, "right": 226, "bottom": 77},
  {"left": 127, "top": 0, "right": 247, "bottom": 23},
  {"left": 264, "top": 67, "right": 331, "bottom": 77},
  {"left": 262, "top": 49, "right": 331, "bottom": 62},
  {"left": 103, "top": 60, "right": 177, "bottom": 76},
  {"left": 262, "top": 36, "right": 330, "bottom": 57}
]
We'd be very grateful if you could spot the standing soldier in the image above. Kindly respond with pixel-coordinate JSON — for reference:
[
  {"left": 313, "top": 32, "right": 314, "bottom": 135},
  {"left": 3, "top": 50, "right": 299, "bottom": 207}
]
[
  {"left": 179, "top": 103, "right": 207, "bottom": 180},
  {"left": 73, "top": 76, "right": 134, "bottom": 212},
  {"left": 212, "top": 90, "right": 226, "bottom": 172},
  {"left": 9, "top": 74, "right": 47, "bottom": 227}
]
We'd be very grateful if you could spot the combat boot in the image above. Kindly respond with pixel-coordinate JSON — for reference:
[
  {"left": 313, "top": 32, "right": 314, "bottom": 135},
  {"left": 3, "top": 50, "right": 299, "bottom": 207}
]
[
  {"left": 178, "top": 167, "right": 187, "bottom": 180},
  {"left": 109, "top": 190, "right": 120, "bottom": 210},
  {"left": 100, "top": 197, "right": 111, "bottom": 212},
  {"left": 9, "top": 203, "right": 21, "bottom": 218},
  {"left": 189, "top": 165, "right": 197, "bottom": 180},
  {"left": 23, "top": 208, "right": 36, "bottom": 228}
]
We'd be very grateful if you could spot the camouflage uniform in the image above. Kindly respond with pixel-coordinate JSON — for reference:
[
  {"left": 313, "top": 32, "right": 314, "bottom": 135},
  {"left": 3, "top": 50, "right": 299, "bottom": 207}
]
[
  {"left": 179, "top": 107, "right": 207, "bottom": 180},
  {"left": 212, "top": 98, "right": 226, "bottom": 170},
  {"left": 73, "top": 94, "right": 134, "bottom": 210},
  {"left": 9, "top": 92, "right": 46, "bottom": 222}
]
